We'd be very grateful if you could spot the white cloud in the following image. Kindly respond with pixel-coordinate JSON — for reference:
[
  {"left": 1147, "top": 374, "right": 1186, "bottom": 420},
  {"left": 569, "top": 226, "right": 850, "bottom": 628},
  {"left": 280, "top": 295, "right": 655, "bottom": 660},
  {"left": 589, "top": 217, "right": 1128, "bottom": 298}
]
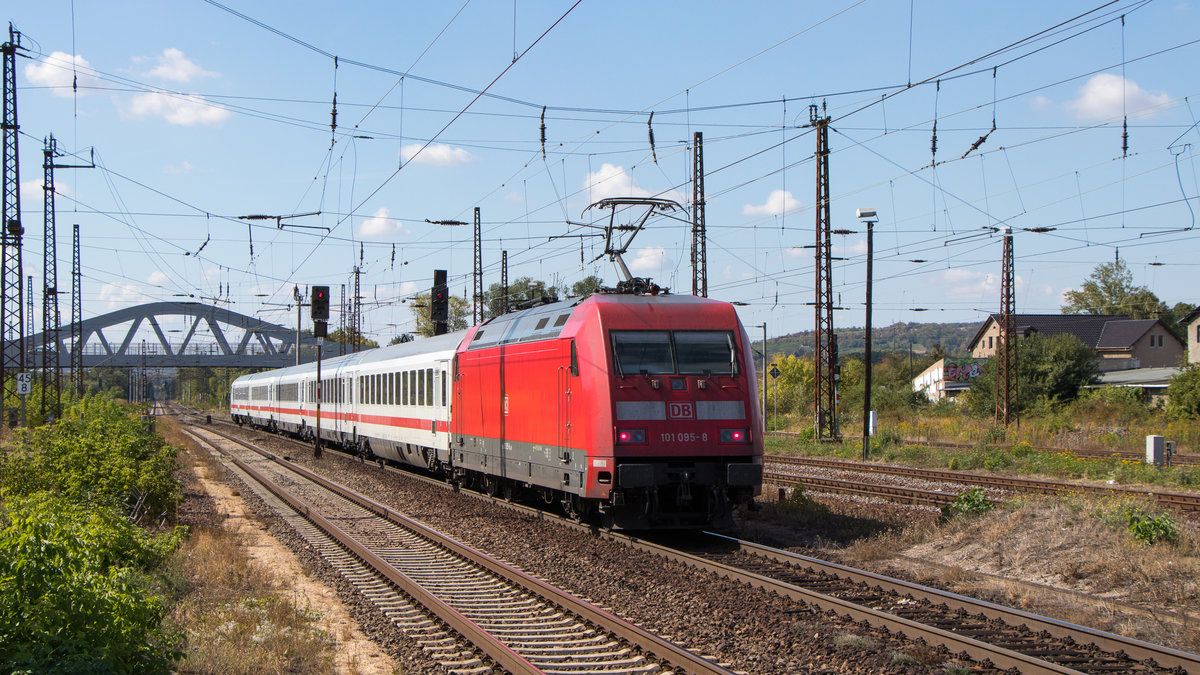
[
  {"left": 20, "top": 180, "right": 42, "bottom": 204},
  {"left": 399, "top": 143, "right": 474, "bottom": 166},
  {"left": 357, "top": 207, "right": 409, "bottom": 238},
  {"left": 627, "top": 246, "right": 671, "bottom": 275},
  {"left": 24, "top": 52, "right": 102, "bottom": 97},
  {"left": 98, "top": 282, "right": 151, "bottom": 309},
  {"left": 165, "top": 161, "right": 193, "bottom": 174},
  {"left": 582, "top": 163, "right": 684, "bottom": 204},
  {"left": 1067, "top": 73, "right": 1169, "bottom": 120},
  {"left": 941, "top": 268, "right": 1027, "bottom": 299},
  {"left": 504, "top": 191, "right": 523, "bottom": 202},
  {"left": 722, "top": 264, "right": 755, "bottom": 281},
  {"left": 834, "top": 239, "right": 867, "bottom": 256},
  {"left": 147, "top": 48, "right": 215, "bottom": 82},
  {"left": 1032, "top": 95, "right": 1052, "bottom": 111},
  {"left": 147, "top": 271, "right": 170, "bottom": 284},
  {"left": 128, "top": 91, "right": 230, "bottom": 126},
  {"left": 742, "top": 189, "right": 802, "bottom": 217}
]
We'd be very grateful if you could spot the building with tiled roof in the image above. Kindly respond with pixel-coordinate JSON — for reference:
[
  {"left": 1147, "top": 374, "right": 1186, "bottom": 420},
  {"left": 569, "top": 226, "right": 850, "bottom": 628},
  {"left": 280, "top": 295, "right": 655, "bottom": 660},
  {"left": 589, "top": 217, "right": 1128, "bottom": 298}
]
[
  {"left": 968, "top": 314, "right": 1183, "bottom": 372},
  {"left": 1182, "top": 306, "right": 1200, "bottom": 364}
]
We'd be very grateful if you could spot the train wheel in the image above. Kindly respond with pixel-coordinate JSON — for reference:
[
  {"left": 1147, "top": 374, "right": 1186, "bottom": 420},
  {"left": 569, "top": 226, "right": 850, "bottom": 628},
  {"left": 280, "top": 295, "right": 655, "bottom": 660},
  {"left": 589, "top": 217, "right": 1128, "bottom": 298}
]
[{"left": 483, "top": 477, "right": 498, "bottom": 497}]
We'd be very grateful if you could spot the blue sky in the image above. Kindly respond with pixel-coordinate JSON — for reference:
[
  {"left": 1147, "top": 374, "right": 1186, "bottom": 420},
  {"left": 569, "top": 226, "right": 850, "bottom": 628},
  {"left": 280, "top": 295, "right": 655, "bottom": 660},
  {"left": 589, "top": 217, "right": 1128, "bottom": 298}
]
[{"left": 7, "top": 0, "right": 1200, "bottom": 345}]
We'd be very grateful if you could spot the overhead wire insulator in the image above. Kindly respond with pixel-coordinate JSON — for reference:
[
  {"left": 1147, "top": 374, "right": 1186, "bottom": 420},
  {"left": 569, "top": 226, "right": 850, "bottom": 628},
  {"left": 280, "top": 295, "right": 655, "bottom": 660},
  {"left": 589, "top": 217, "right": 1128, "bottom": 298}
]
[
  {"left": 539, "top": 105, "right": 547, "bottom": 159},
  {"left": 648, "top": 111, "right": 657, "bottom": 164}
]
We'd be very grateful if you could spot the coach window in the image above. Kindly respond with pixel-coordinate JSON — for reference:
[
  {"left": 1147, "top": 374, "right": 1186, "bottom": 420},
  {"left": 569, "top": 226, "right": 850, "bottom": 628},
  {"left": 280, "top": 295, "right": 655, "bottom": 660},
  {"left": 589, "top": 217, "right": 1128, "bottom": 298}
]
[
  {"left": 676, "top": 331, "right": 736, "bottom": 375},
  {"left": 426, "top": 369, "right": 434, "bottom": 407},
  {"left": 416, "top": 370, "right": 424, "bottom": 406},
  {"left": 611, "top": 330, "right": 673, "bottom": 376},
  {"left": 441, "top": 369, "right": 447, "bottom": 406},
  {"left": 401, "top": 371, "right": 408, "bottom": 405}
]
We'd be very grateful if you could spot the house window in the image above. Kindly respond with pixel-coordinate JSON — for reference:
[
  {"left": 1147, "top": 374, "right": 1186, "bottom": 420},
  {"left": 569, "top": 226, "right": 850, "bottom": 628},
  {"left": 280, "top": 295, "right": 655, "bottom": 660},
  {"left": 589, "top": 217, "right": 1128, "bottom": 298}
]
[{"left": 988, "top": 336, "right": 994, "bottom": 349}]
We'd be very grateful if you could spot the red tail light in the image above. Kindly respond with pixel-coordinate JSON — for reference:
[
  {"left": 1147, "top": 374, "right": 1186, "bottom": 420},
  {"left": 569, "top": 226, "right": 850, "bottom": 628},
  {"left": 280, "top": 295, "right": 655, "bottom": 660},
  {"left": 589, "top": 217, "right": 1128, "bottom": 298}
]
[
  {"left": 617, "top": 429, "right": 646, "bottom": 444},
  {"left": 720, "top": 428, "right": 749, "bottom": 443}
]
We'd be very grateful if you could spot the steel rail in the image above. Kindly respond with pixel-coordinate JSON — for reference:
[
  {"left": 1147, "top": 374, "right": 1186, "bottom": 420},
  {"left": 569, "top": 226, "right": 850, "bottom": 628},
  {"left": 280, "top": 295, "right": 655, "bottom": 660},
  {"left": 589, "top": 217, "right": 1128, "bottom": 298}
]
[
  {"left": 765, "top": 471, "right": 988, "bottom": 508},
  {"left": 707, "top": 533, "right": 1200, "bottom": 673},
  {"left": 766, "top": 431, "right": 1200, "bottom": 467},
  {"left": 193, "top": 429, "right": 541, "bottom": 674},
  {"left": 197, "top": 424, "right": 735, "bottom": 675},
  {"left": 767, "top": 455, "right": 1200, "bottom": 514}
]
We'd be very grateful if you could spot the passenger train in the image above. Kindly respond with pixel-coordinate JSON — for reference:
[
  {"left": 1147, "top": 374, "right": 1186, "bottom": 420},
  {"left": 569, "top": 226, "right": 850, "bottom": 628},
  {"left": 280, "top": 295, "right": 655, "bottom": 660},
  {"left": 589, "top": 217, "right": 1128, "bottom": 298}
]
[{"left": 230, "top": 291, "right": 763, "bottom": 529}]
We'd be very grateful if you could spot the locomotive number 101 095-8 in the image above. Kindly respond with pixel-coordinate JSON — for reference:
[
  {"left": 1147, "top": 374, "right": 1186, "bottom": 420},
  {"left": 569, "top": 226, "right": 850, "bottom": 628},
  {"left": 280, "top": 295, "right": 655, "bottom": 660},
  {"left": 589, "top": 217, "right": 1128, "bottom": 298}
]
[{"left": 660, "top": 432, "right": 708, "bottom": 443}]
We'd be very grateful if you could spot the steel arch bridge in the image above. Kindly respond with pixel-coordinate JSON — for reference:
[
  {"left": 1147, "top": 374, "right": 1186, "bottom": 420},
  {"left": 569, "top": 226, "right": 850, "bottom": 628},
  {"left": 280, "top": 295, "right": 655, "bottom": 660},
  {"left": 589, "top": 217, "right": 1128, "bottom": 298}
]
[{"left": 18, "top": 301, "right": 325, "bottom": 368}]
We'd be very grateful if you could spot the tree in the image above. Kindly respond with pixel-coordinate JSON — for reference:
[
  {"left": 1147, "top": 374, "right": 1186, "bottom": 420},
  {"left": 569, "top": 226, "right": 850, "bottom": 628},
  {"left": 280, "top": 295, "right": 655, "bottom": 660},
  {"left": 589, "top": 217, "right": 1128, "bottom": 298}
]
[
  {"left": 326, "top": 327, "right": 379, "bottom": 349},
  {"left": 965, "top": 333, "right": 1096, "bottom": 414},
  {"left": 570, "top": 275, "right": 604, "bottom": 298},
  {"left": 1167, "top": 363, "right": 1200, "bottom": 419},
  {"left": 482, "top": 277, "right": 560, "bottom": 319},
  {"left": 1062, "top": 259, "right": 1167, "bottom": 319},
  {"left": 388, "top": 333, "right": 414, "bottom": 345},
  {"left": 410, "top": 292, "right": 469, "bottom": 337}
]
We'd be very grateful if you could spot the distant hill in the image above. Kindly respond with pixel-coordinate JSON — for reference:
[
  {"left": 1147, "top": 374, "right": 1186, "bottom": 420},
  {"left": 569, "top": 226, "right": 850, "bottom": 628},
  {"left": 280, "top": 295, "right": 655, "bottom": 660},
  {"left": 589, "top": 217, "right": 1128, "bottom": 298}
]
[{"left": 756, "top": 321, "right": 979, "bottom": 359}]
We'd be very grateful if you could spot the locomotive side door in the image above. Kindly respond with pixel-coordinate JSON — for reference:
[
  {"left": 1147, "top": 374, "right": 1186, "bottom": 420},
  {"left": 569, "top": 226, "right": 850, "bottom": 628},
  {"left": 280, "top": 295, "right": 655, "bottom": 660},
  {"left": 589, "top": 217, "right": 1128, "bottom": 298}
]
[{"left": 557, "top": 339, "right": 574, "bottom": 471}]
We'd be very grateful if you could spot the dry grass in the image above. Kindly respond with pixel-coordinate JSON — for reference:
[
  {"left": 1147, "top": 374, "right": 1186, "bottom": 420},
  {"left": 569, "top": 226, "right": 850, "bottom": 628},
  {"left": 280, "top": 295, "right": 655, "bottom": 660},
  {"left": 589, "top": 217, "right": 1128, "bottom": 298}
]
[
  {"left": 843, "top": 495, "right": 1200, "bottom": 651},
  {"left": 164, "top": 434, "right": 339, "bottom": 674}
]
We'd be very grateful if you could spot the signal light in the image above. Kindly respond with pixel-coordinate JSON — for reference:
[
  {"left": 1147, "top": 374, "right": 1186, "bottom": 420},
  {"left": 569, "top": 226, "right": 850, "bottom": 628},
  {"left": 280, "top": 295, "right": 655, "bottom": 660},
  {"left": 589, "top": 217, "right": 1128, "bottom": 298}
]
[
  {"left": 720, "top": 428, "right": 749, "bottom": 443},
  {"left": 311, "top": 285, "right": 330, "bottom": 321},
  {"left": 616, "top": 429, "right": 646, "bottom": 444}
]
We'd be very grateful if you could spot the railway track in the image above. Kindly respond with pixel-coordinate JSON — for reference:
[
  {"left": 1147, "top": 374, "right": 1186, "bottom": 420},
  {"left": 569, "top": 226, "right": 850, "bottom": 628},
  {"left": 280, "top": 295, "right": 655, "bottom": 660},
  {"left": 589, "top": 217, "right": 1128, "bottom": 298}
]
[
  {"left": 176, "top": 408, "right": 1200, "bottom": 674},
  {"left": 765, "top": 455, "right": 1200, "bottom": 515},
  {"left": 184, "top": 423, "right": 735, "bottom": 675},
  {"left": 766, "top": 430, "right": 1200, "bottom": 467}
]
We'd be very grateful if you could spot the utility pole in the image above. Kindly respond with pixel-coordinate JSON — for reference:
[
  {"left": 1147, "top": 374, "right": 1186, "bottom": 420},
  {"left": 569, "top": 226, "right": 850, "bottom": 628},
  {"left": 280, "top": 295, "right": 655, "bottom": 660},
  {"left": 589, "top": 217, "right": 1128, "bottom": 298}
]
[
  {"left": 41, "top": 135, "right": 91, "bottom": 419},
  {"left": 293, "top": 285, "right": 304, "bottom": 366},
  {"left": 858, "top": 209, "right": 877, "bottom": 459},
  {"left": 810, "top": 104, "right": 839, "bottom": 440},
  {"left": 338, "top": 284, "right": 346, "bottom": 356},
  {"left": 995, "top": 226, "right": 1017, "bottom": 427},
  {"left": 754, "top": 323, "right": 766, "bottom": 439},
  {"left": 71, "top": 224, "right": 82, "bottom": 398},
  {"left": 691, "top": 131, "right": 707, "bottom": 297},
  {"left": 501, "top": 250, "right": 509, "bottom": 315},
  {"left": 473, "top": 207, "right": 483, "bottom": 324},
  {"left": 351, "top": 266, "right": 361, "bottom": 352},
  {"left": 2, "top": 25, "right": 26, "bottom": 427}
]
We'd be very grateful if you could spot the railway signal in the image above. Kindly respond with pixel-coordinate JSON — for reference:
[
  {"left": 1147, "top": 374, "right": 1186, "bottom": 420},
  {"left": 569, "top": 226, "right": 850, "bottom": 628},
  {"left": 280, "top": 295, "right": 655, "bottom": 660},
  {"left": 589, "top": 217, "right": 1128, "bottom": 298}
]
[
  {"left": 431, "top": 269, "right": 448, "bottom": 336},
  {"left": 311, "top": 285, "right": 329, "bottom": 321}
]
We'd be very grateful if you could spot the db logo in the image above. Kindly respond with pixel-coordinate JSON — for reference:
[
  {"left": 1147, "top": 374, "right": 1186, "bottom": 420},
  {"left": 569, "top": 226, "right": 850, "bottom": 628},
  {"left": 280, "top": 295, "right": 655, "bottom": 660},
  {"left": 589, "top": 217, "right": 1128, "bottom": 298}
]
[{"left": 668, "top": 402, "right": 695, "bottom": 419}]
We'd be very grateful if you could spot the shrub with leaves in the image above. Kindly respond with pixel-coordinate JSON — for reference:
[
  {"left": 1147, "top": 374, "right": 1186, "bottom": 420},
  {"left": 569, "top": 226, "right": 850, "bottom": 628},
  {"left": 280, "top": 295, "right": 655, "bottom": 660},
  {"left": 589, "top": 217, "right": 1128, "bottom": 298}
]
[
  {"left": 941, "top": 487, "right": 995, "bottom": 519},
  {"left": 1124, "top": 506, "right": 1179, "bottom": 545},
  {"left": 0, "top": 493, "right": 184, "bottom": 673},
  {"left": 0, "top": 395, "right": 180, "bottom": 523}
]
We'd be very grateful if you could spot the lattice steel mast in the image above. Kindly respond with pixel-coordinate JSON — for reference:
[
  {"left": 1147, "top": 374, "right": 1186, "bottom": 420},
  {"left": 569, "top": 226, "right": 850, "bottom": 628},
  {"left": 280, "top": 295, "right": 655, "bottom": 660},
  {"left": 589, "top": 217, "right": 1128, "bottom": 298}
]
[
  {"left": 351, "top": 266, "right": 361, "bottom": 352},
  {"left": 811, "top": 105, "right": 839, "bottom": 440},
  {"left": 473, "top": 207, "right": 483, "bottom": 323},
  {"left": 690, "top": 131, "right": 707, "bottom": 297},
  {"left": 501, "top": 250, "right": 509, "bottom": 316},
  {"left": 71, "top": 224, "right": 82, "bottom": 397},
  {"left": 995, "top": 227, "right": 1017, "bottom": 427},
  {"left": 2, "top": 25, "right": 25, "bottom": 426}
]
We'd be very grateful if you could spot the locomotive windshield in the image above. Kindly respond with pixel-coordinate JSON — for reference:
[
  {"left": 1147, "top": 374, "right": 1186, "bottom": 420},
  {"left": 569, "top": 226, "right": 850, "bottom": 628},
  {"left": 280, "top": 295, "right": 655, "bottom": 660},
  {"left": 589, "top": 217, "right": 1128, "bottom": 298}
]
[{"left": 611, "top": 330, "right": 737, "bottom": 376}]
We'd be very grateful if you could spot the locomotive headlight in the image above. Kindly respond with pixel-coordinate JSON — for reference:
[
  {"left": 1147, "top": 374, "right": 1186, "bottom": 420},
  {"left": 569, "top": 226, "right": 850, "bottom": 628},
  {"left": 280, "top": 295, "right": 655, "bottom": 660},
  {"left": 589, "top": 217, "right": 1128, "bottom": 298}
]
[
  {"left": 617, "top": 429, "right": 646, "bottom": 444},
  {"left": 720, "top": 428, "right": 749, "bottom": 443}
]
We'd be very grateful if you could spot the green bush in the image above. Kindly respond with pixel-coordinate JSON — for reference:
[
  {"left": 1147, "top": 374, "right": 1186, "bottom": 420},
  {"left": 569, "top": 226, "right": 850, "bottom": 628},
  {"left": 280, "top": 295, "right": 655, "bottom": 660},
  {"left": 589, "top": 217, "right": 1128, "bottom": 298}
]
[
  {"left": 0, "top": 493, "right": 184, "bottom": 673},
  {"left": 1124, "top": 506, "right": 1178, "bottom": 545},
  {"left": 941, "top": 487, "right": 995, "bottom": 519},
  {"left": 0, "top": 395, "right": 180, "bottom": 523}
]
